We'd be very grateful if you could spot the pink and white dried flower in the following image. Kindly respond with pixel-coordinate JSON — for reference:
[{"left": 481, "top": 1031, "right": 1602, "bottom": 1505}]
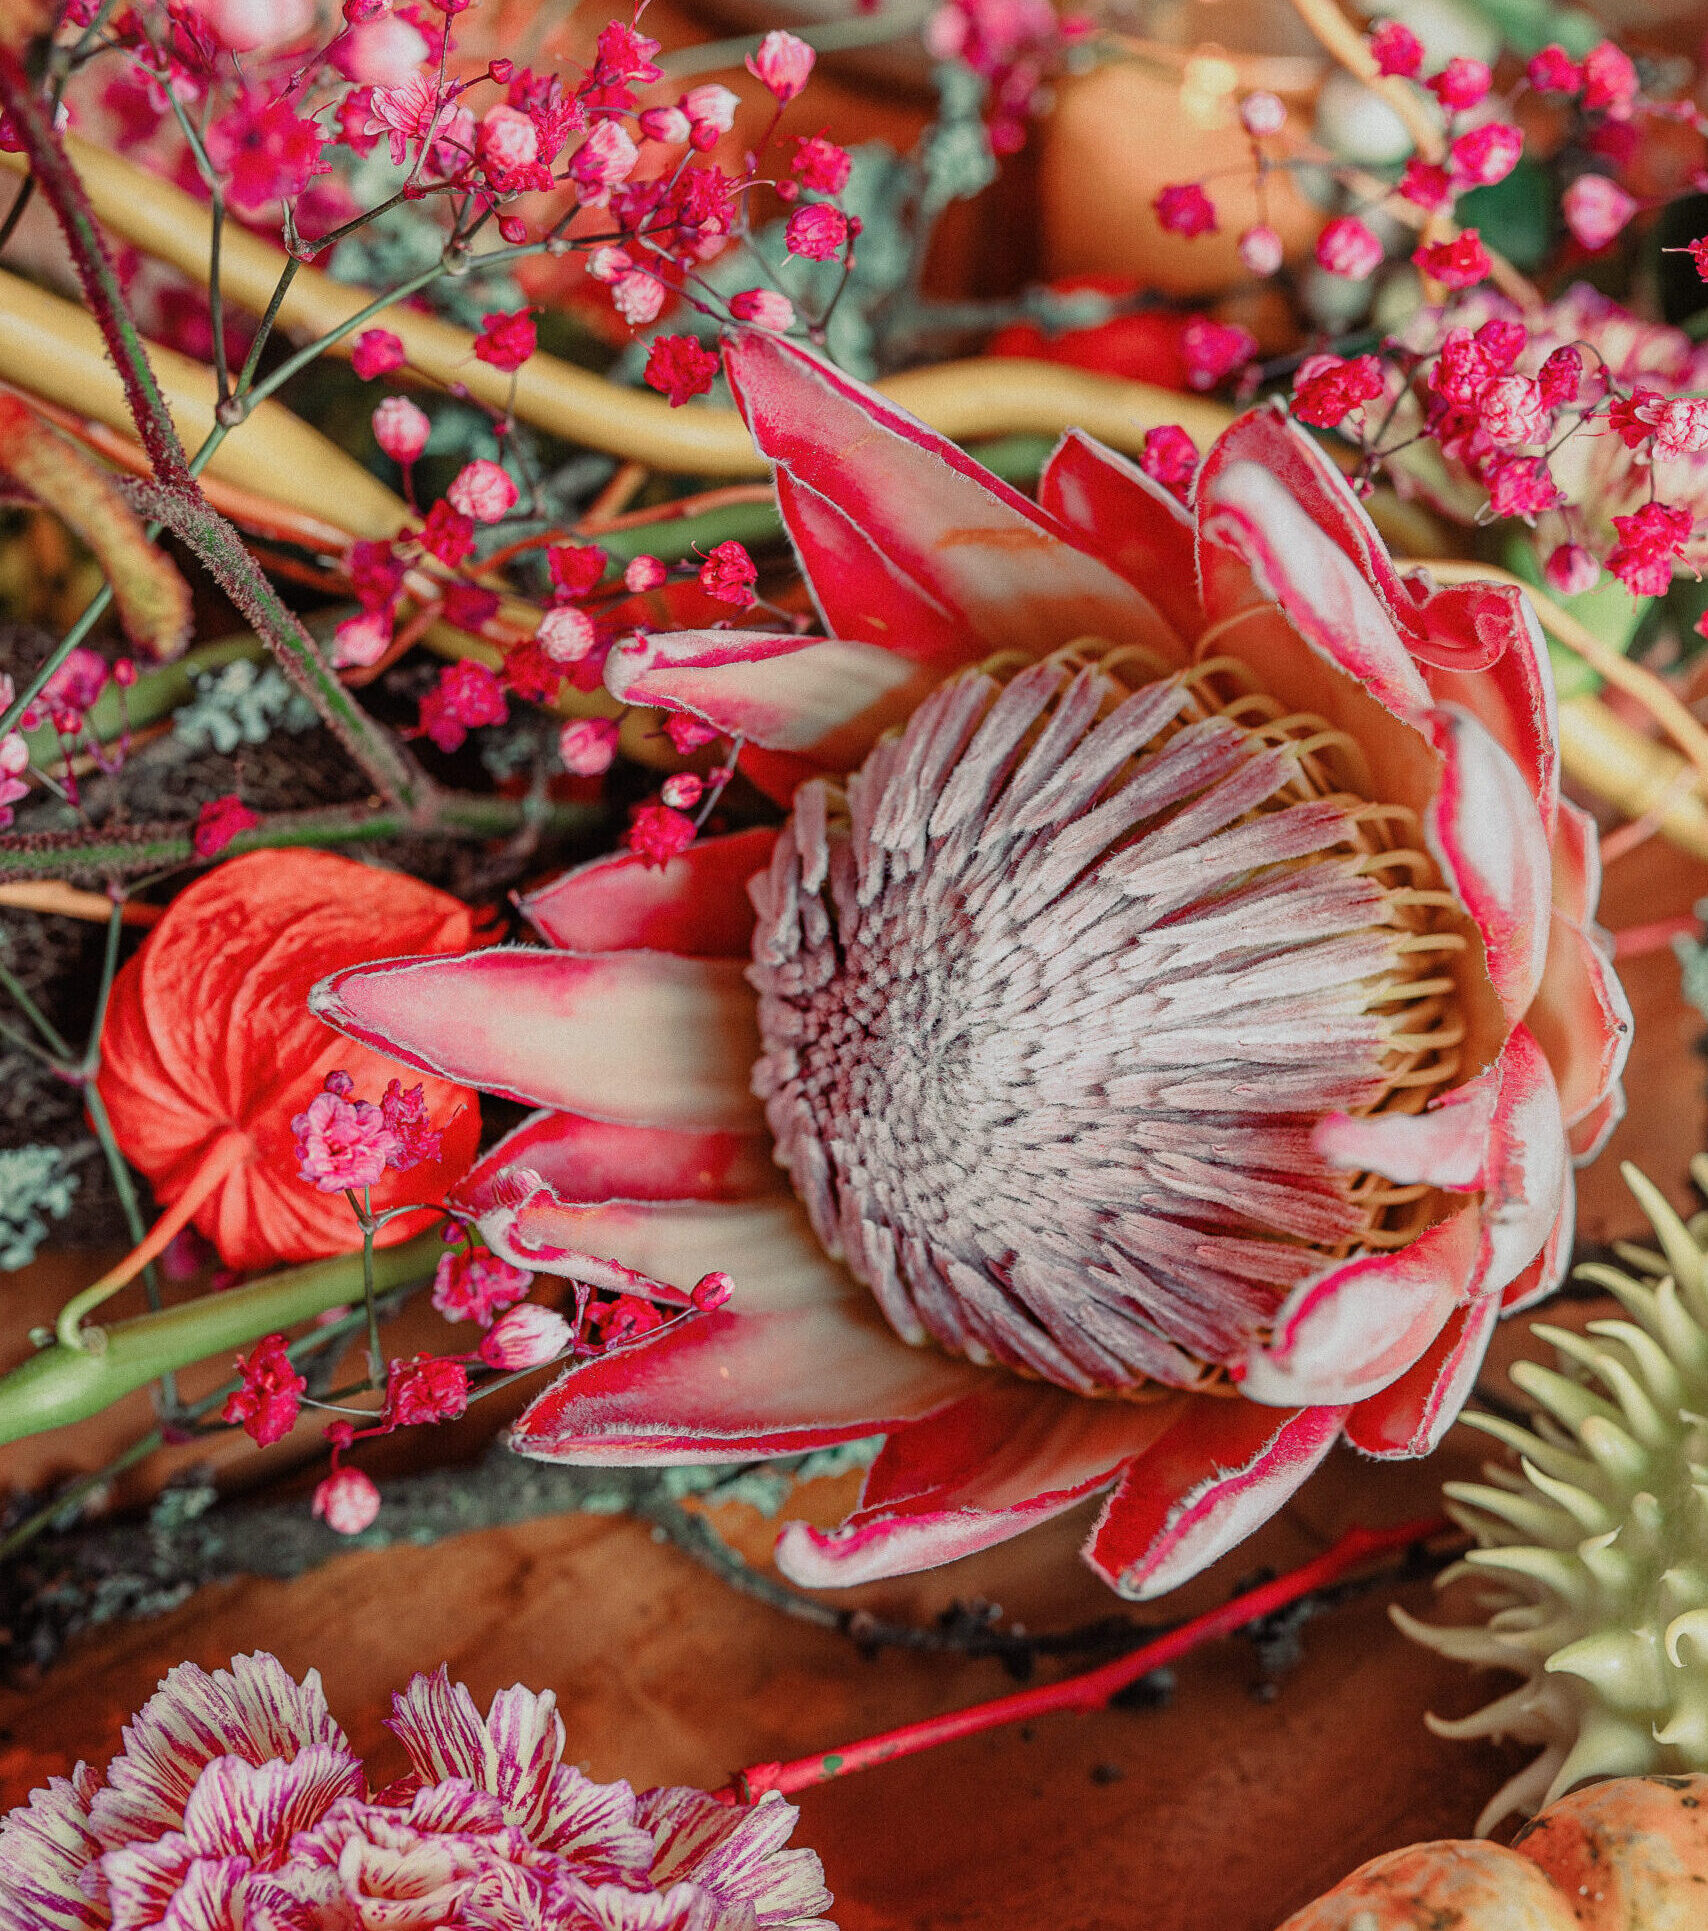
[
  {"left": 0, "top": 1653, "right": 833, "bottom": 1928},
  {"left": 447, "top": 460, "right": 518, "bottom": 524},
  {"left": 537, "top": 606, "right": 599, "bottom": 665},
  {"left": 1562, "top": 174, "right": 1638, "bottom": 252},
  {"left": 311, "top": 337, "right": 1629, "bottom": 1603},
  {"left": 313, "top": 1463, "right": 381, "bottom": 1534},
  {"left": 372, "top": 394, "right": 430, "bottom": 464},
  {"left": 559, "top": 717, "right": 620, "bottom": 776},
  {"left": 479, "top": 1302, "right": 572, "bottom": 1368},
  {"left": 746, "top": 29, "right": 816, "bottom": 102},
  {"left": 569, "top": 120, "right": 640, "bottom": 205},
  {"left": 730, "top": 288, "right": 797, "bottom": 331},
  {"left": 610, "top": 270, "right": 667, "bottom": 327}
]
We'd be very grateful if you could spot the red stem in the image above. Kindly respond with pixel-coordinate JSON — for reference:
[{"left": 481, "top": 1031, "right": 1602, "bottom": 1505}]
[
  {"left": 1611, "top": 913, "right": 1700, "bottom": 959},
  {"left": 717, "top": 1515, "right": 1449, "bottom": 1805}
]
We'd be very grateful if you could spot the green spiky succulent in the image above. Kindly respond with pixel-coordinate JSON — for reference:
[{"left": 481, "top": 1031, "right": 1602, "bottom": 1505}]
[{"left": 1397, "top": 1160, "right": 1708, "bottom": 1836}]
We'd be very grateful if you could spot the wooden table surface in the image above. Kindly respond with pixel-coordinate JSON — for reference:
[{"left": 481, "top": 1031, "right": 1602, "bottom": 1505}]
[{"left": 3, "top": 835, "right": 1704, "bottom": 1931}]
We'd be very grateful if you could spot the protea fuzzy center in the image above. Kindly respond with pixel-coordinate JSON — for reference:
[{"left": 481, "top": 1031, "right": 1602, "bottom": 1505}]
[{"left": 750, "top": 641, "right": 1472, "bottom": 1396}]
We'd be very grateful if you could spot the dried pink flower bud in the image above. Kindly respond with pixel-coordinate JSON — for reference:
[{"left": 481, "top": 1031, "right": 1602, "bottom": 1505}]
[
  {"left": 1239, "top": 91, "right": 1285, "bottom": 137},
  {"left": 447, "top": 459, "right": 518, "bottom": 523},
  {"left": 612, "top": 270, "right": 667, "bottom": 326},
  {"left": 1315, "top": 215, "right": 1384, "bottom": 281},
  {"left": 691, "top": 1270, "right": 734, "bottom": 1311},
  {"left": 351, "top": 327, "right": 407, "bottom": 380},
  {"left": 1563, "top": 174, "right": 1638, "bottom": 252},
  {"left": 537, "top": 605, "right": 598, "bottom": 664},
  {"left": 313, "top": 1464, "right": 381, "bottom": 1534},
  {"left": 479, "top": 1302, "right": 572, "bottom": 1369},
  {"left": 333, "top": 607, "right": 394, "bottom": 669},
  {"left": 661, "top": 773, "right": 704, "bottom": 809},
  {"left": 640, "top": 106, "right": 691, "bottom": 143},
  {"left": 746, "top": 29, "right": 815, "bottom": 102},
  {"left": 560, "top": 717, "right": 620, "bottom": 776},
  {"left": 1238, "top": 224, "right": 1284, "bottom": 277},
  {"left": 371, "top": 393, "right": 430, "bottom": 463},
  {"left": 624, "top": 554, "right": 668, "bottom": 592},
  {"left": 729, "top": 288, "right": 796, "bottom": 331}
]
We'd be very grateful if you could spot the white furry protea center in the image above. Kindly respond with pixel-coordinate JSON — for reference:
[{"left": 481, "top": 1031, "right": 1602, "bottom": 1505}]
[
  {"left": 748, "top": 645, "right": 1469, "bottom": 1395},
  {"left": 1398, "top": 1161, "right": 1708, "bottom": 1836}
]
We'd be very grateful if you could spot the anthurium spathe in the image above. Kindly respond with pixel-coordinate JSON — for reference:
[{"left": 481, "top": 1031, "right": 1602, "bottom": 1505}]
[
  {"left": 98, "top": 850, "right": 482, "bottom": 1272},
  {"left": 311, "top": 335, "right": 1631, "bottom": 1601}
]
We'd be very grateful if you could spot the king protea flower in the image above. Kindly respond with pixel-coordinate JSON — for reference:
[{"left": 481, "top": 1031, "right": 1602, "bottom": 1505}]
[{"left": 312, "top": 336, "right": 1631, "bottom": 1601}]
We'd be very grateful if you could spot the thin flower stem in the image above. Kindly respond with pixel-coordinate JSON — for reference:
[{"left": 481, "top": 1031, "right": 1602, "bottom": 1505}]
[
  {"left": 653, "top": 4, "right": 932, "bottom": 78},
  {"left": 717, "top": 1516, "right": 1450, "bottom": 1803},
  {"left": 352, "top": 1187, "right": 384, "bottom": 1386},
  {"left": 238, "top": 263, "right": 448, "bottom": 415},
  {"left": 0, "top": 794, "right": 602, "bottom": 884},
  {"left": 0, "top": 943, "right": 75, "bottom": 1060},
  {"left": 0, "top": 172, "right": 33, "bottom": 255}
]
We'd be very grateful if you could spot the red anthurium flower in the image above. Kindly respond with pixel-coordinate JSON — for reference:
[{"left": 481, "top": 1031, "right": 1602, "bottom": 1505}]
[
  {"left": 98, "top": 850, "right": 482, "bottom": 1272},
  {"left": 312, "top": 338, "right": 1630, "bottom": 1602}
]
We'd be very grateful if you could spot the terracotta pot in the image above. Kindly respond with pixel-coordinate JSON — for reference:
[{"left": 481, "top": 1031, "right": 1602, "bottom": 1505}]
[{"left": 1039, "top": 46, "right": 1326, "bottom": 298}]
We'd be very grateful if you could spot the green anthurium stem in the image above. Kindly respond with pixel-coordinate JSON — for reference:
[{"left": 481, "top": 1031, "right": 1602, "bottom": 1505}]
[{"left": 0, "top": 1228, "right": 443, "bottom": 1447}]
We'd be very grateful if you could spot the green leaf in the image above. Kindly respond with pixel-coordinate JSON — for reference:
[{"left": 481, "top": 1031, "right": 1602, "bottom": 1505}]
[{"left": 1458, "top": 161, "right": 1556, "bottom": 274}]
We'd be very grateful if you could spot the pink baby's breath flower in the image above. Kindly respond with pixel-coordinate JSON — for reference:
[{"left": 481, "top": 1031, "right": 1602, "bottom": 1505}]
[
  {"left": 1582, "top": 39, "right": 1638, "bottom": 116},
  {"left": 628, "top": 801, "right": 697, "bottom": 868},
  {"left": 1316, "top": 215, "right": 1384, "bottom": 281},
  {"left": 730, "top": 288, "right": 796, "bottom": 331},
  {"left": 786, "top": 202, "right": 850, "bottom": 261},
  {"left": 1429, "top": 56, "right": 1491, "bottom": 113},
  {"left": 419, "top": 499, "right": 475, "bottom": 568},
  {"left": 223, "top": 1333, "right": 306, "bottom": 1446},
  {"left": 314, "top": 1464, "right": 381, "bottom": 1532},
  {"left": 379, "top": 1079, "right": 442, "bottom": 1171},
  {"left": 1528, "top": 44, "right": 1582, "bottom": 94},
  {"left": 478, "top": 102, "right": 538, "bottom": 173},
  {"left": 1367, "top": 18, "right": 1423, "bottom": 77},
  {"left": 1452, "top": 122, "right": 1523, "bottom": 187},
  {"left": 1545, "top": 541, "right": 1601, "bottom": 596},
  {"left": 384, "top": 1353, "right": 469, "bottom": 1427},
  {"left": 683, "top": 82, "right": 740, "bottom": 133},
  {"left": 793, "top": 133, "right": 852, "bottom": 193},
  {"left": 372, "top": 393, "right": 430, "bottom": 463},
  {"left": 473, "top": 307, "right": 536, "bottom": 371},
  {"left": 205, "top": 93, "right": 326, "bottom": 212},
  {"left": 418, "top": 660, "right": 507, "bottom": 753},
  {"left": 625, "top": 554, "right": 668, "bottom": 592},
  {"left": 292, "top": 1085, "right": 397, "bottom": 1192},
  {"left": 1180, "top": 317, "right": 1256, "bottom": 392},
  {"left": 698, "top": 538, "right": 759, "bottom": 605},
  {"left": 433, "top": 1247, "right": 533, "bottom": 1324},
  {"left": 1292, "top": 352, "right": 1385, "bottom": 429},
  {"left": 1538, "top": 345, "right": 1583, "bottom": 408},
  {"left": 1563, "top": 174, "right": 1638, "bottom": 251},
  {"left": 1153, "top": 182, "right": 1217, "bottom": 237},
  {"left": 333, "top": 607, "right": 393, "bottom": 669},
  {"left": 1138, "top": 424, "right": 1198, "bottom": 501},
  {"left": 479, "top": 1302, "right": 572, "bottom": 1369},
  {"left": 747, "top": 29, "right": 816, "bottom": 101},
  {"left": 559, "top": 716, "right": 620, "bottom": 775},
  {"left": 365, "top": 73, "right": 446, "bottom": 164},
  {"left": 1608, "top": 499, "right": 1694, "bottom": 595},
  {"left": 569, "top": 119, "right": 640, "bottom": 203},
  {"left": 1413, "top": 230, "right": 1491, "bottom": 289},
  {"left": 352, "top": 327, "right": 407, "bottom": 379},
  {"left": 1239, "top": 91, "right": 1285, "bottom": 138},
  {"left": 538, "top": 606, "right": 599, "bottom": 664},
  {"left": 1484, "top": 453, "right": 1561, "bottom": 520},
  {"left": 661, "top": 773, "right": 704, "bottom": 810},
  {"left": 1398, "top": 159, "right": 1455, "bottom": 212},
  {"left": 639, "top": 104, "right": 691, "bottom": 143},
  {"left": 1477, "top": 375, "right": 1552, "bottom": 446},
  {"left": 447, "top": 458, "right": 517, "bottom": 523},
  {"left": 664, "top": 711, "right": 721, "bottom": 754},
  {"left": 193, "top": 794, "right": 260, "bottom": 857},
  {"left": 644, "top": 334, "right": 720, "bottom": 406},
  {"left": 692, "top": 1269, "right": 735, "bottom": 1310},
  {"left": 1238, "top": 224, "right": 1284, "bottom": 277},
  {"left": 611, "top": 270, "right": 667, "bottom": 326}
]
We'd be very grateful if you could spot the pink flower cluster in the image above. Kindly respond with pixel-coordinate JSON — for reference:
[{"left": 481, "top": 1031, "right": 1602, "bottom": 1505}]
[
  {"left": 291, "top": 1069, "right": 443, "bottom": 1193},
  {"left": 0, "top": 1652, "right": 836, "bottom": 1931},
  {"left": 925, "top": 0, "right": 1090, "bottom": 154}
]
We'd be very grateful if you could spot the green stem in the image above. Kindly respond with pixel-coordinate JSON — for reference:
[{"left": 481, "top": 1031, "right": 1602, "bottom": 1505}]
[
  {"left": 0, "top": 1230, "right": 443, "bottom": 1447},
  {"left": 0, "top": 795, "right": 601, "bottom": 884},
  {"left": 354, "top": 1188, "right": 383, "bottom": 1385},
  {"left": 240, "top": 263, "right": 447, "bottom": 415},
  {"left": 0, "top": 944, "right": 75, "bottom": 1059},
  {"left": 653, "top": 4, "right": 932, "bottom": 77}
]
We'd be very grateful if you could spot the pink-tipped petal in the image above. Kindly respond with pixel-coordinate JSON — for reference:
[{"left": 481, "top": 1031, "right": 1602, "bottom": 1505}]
[
  {"left": 1417, "top": 580, "right": 1558, "bottom": 832},
  {"left": 1035, "top": 430, "right": 1203, "bottom": 641},
  {"left": 450, "top": 1110, "right": 783, "bottom": 1214},
  {"left": 310, "top": 949, "right": 762, "bottom": 1132},
  {"left": 1343, "top": 1290, "right": 1501, "bottom": 1458},
  {"left": 1318, "top": 1025, "right": 1570, "bottom": 1307},
  {"left": 723, "top": 331, "right": 1184, "bottom": 664},
  {"left": 519, "top": 830, "right": 778, "bottom": 957},
  {"left": 1502, "top": 1174, "right": 1574, "bottom": 1313},
  {"left": 1086, "top": 1399, "right": 1348, "bottom": 1600},
  {"left": 1196, "top": 427, "right": 1434, "bottom": 724},
  {"left": 1421, "top": 704, "right": 1554, "bottom": 1025},
  {"left": 509, "top": 1299, "right": 984, "bottom": 1465},
  {"left": 1527, "top": 909, "right": 1632, "bottom": 1157},
  {"left": 773, "top": 1382, "right": 1180, "bottom": 1586},
  {"left": 605, "top": 628, "right": 918, "bottom": 757},
  {"left": 484, "top": 1193, "right": 848, "bottom": 1311},
  {"left": 1235, "top": 1205, "right": 1481, "bottom": 1408},
  {"left": 1550, "top": 796, "right": 1601, "bottom": 926}
]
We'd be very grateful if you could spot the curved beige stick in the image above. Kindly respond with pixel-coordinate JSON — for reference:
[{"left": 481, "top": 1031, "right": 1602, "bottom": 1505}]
[
  {"left": 0, "top": 268, "right": 409, "bottom": 539},
  {"left": 0, "top": 136, "right": 1233, "bottom": 475}
]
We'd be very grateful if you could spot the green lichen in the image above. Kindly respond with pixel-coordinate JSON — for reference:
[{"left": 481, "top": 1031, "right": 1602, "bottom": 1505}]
[
  {"left": 1398, "top": 1159, "right": 1708, "bottom": 1833},
  {"left": 0, "top": 1144, "right": 80, "bottom": 1270}
]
